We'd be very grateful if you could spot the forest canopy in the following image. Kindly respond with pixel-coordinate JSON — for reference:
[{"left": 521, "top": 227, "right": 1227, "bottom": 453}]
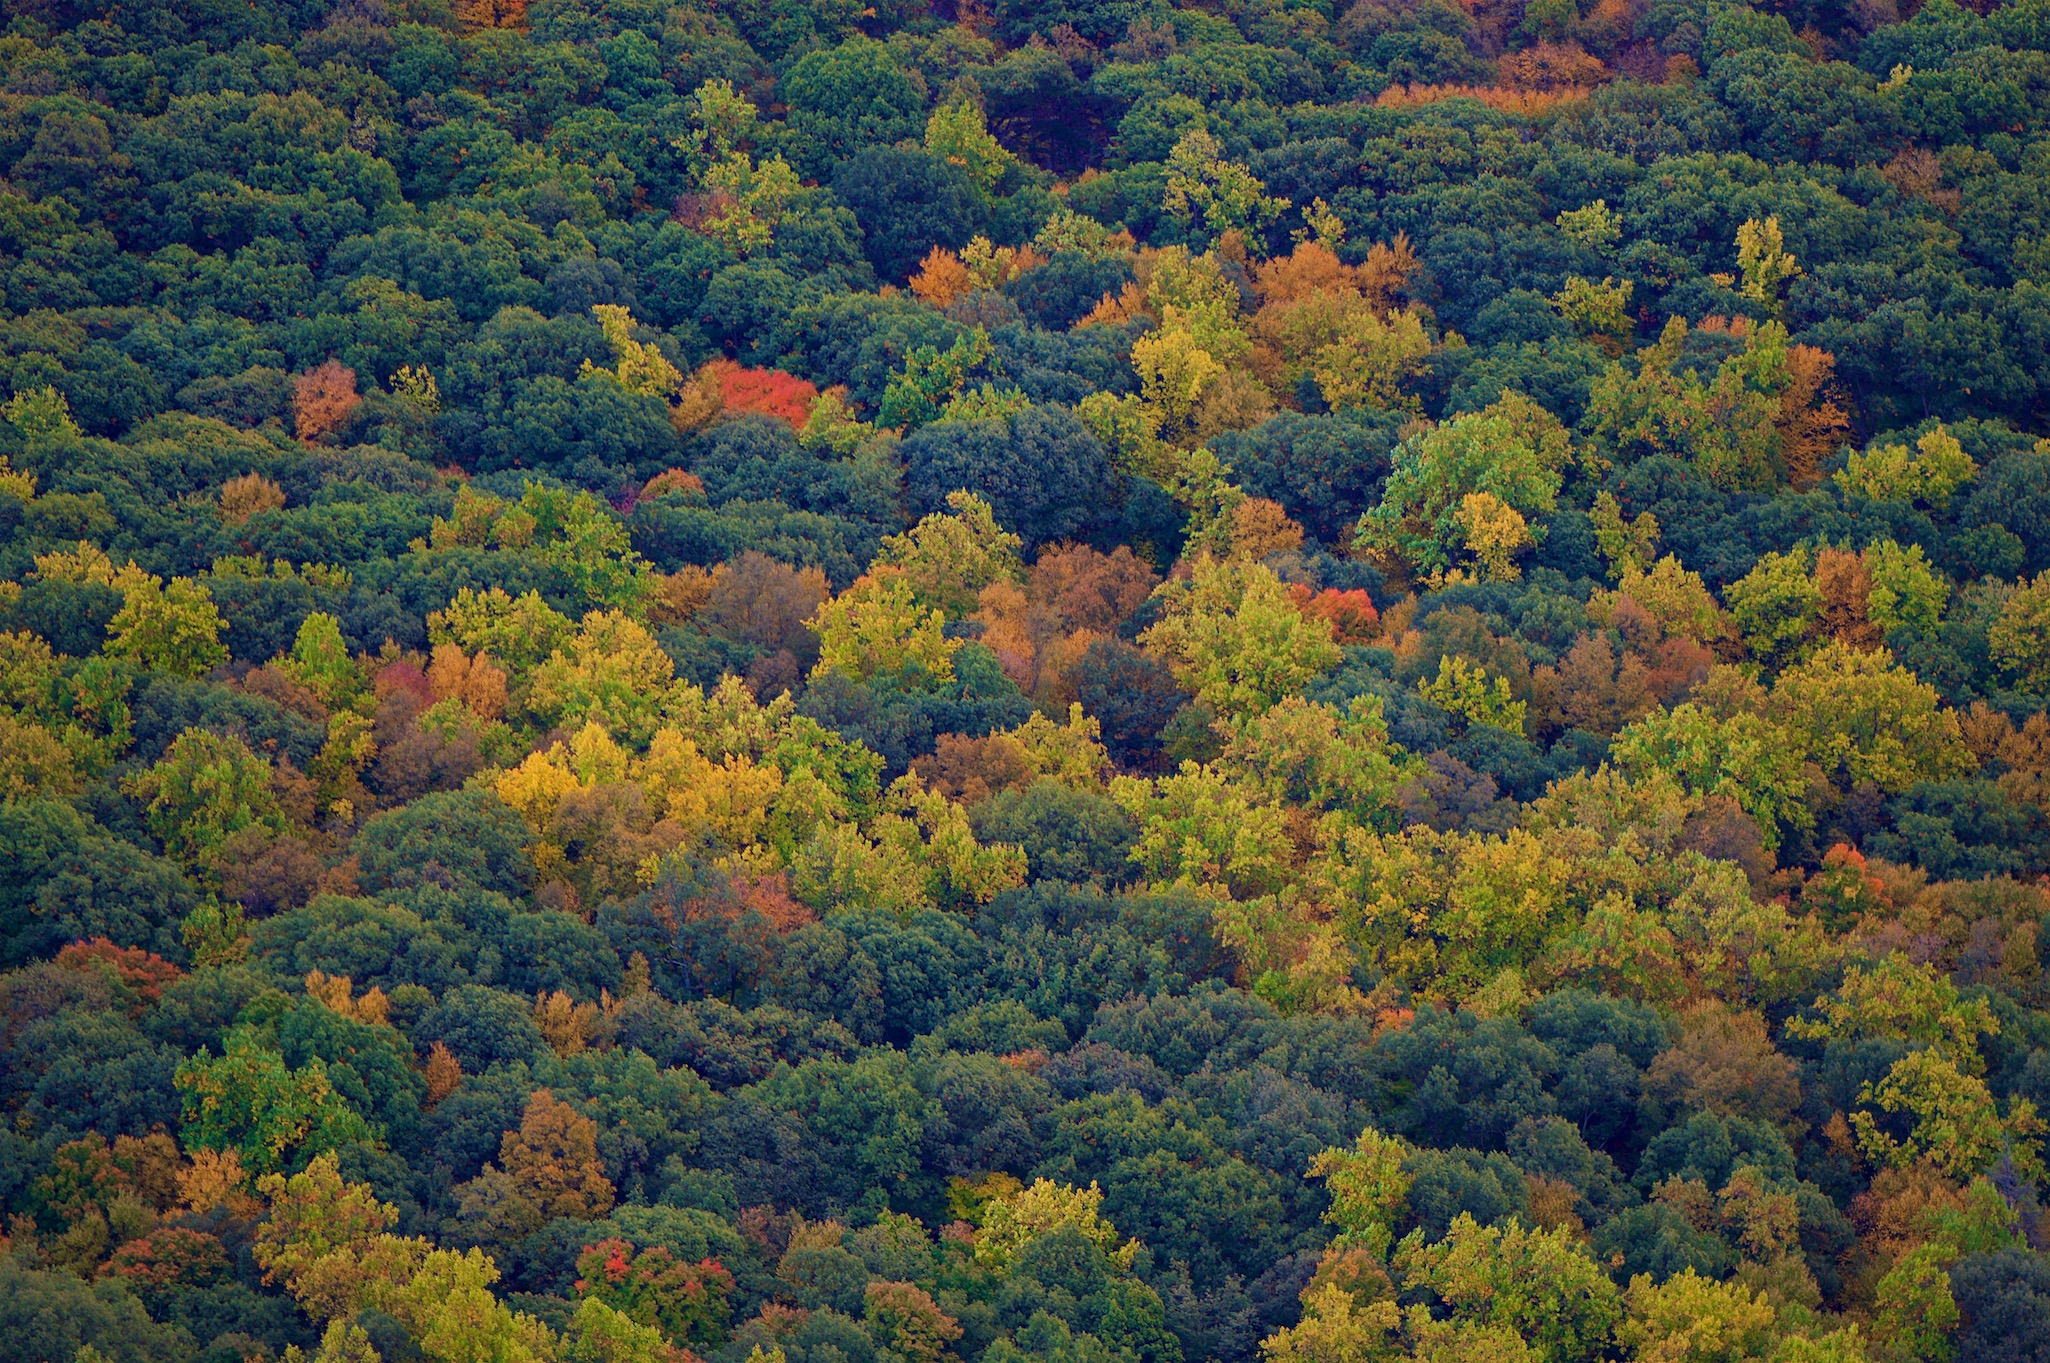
[{"left": 3, "top": 0, "right": 2050, "bottom": 1359}]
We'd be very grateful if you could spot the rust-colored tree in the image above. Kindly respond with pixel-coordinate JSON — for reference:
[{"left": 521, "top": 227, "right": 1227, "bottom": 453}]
[{"left": 292, "top": 361, "right": 361, "bottom": 444}]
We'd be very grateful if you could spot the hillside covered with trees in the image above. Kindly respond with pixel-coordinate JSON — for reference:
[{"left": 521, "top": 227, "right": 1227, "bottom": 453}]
[{"left": 4, "top": 0, "right": 2050, "bottom": 1357}]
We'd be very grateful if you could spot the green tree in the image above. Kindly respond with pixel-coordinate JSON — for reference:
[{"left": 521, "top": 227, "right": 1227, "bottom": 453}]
[
  {"left": 925, "top": 100, "right": 1016, "bottom": 195},
  {"left": 106, "top": 573, "right": 228, "bottom": 679},
  {"left": 1610, "top": 704, "right": 1809, "bottom": 847},
  {"left": 1162, "top": 128, "right": 1290, "bottom": 242},
  {"left": 809, "top": 571, "right": 961, "bottom": 687},
  {"left": 872, "top": 490, "right": 1023, "bottom": 617},
  {"left": 1835, "top": 426, "right": 1976, "bottom": 507},
  {"left": 1310, "top": 1127, "right": 1413, "bottom": 1259},
  {"left": 1735, "top": 216, "right": 1800, "bottom": 315},
  {"left": 1988, "top": 571, "right": 2050, "bottom": 693},
  {"left": 1864, "top": 540, "right": 1950, "bottom": 635},
  {"left": 1394, "top": 1214, "right": 1622, "bottom": 1363},
  {"left": 177, "top": 1030, "right": 377, "bottom": 1175},
  {"left": 127, "top": 730, "right": 287, "bottom": 869},
  {"left": 1419, "top": 656, "right": 1528, "bottom": 736},
  {"left": 1355, "top": 406, "right": 1565, "bottom": 581},
  {"left": 1138, "top": 555, "right": 1341, "bottom": 719},
  {"left": 1768, "top": 642, "right": 1970, "bottom": 792},
  {"left": 1724, "top": 546, "right": 1821, "bottom": 669}
]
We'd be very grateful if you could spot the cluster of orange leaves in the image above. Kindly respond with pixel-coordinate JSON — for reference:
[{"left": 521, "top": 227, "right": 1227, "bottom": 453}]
[
  {"left": 1696, "top": 316, "right": 1850, "bottom": 488},
  {"left": 974, "top": 543, "right": 1159, "bottom": 704},
  {"left": 292, "top": 359, "right": 360, "bottom": 443},
  {"left": 55, "top": 937, "right": 184, "bottom": 1003},
  {"left": 675, "top": 360, "right": 820, "bottom": 432},
  {"left": 907, "top": 243, "right": 1048, "bottom": 309},
  {"left": 1373, "top": 82, "right": 1595, "bottom": 115},
  {"left": 1286, "top": 584, "right": 1380, "bottom": 644}
]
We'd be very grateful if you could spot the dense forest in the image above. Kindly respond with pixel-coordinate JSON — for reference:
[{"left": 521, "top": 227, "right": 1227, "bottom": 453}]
[{"left": 4, "top": 0, "right": 2050, "bottom": 1356}]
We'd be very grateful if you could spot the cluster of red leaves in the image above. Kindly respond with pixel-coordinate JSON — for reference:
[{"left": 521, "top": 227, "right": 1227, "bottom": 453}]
[
  {"left": 1288, "top": 585, "right": 1380, "bottom": 644},
  {"left": 704, "top": 360, "right": 818, "bottom": 429},
  {"left": 104, "top": 1226, "right": 231, "bottom": 1287},
  {"left": 56, "top": 938, "right": 183, "bottom": 1004}
]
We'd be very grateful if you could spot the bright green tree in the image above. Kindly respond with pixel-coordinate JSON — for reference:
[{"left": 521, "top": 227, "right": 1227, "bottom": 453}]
[
  {"left": 177, "top": 1030, "right": 378, "bottom": 1175},
  {"left": 1138, "top": 555, "right": 1341, "bottom": 719}
]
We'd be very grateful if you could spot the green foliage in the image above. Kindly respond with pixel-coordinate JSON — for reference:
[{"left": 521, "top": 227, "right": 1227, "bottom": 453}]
[
  {"left": 127, "top": 729, "right": 287, "bottom": 869},
  {"left": 1138, "top": 556, "right": 1340, "bottom": 719},
  {"left": 176, "top": 1029, "right": 378, "bottom": 1174},
  {"left": 1355, "top": 406, "right": 1564, "bottom": 580}
]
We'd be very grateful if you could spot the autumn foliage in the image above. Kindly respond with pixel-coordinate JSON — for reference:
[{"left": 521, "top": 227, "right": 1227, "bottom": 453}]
[
  {"left": 699, "top": 360, "right": 819, "bottom": 429},
  {"left": 291, "top": 360, "right": 360, "bottom": 443}
]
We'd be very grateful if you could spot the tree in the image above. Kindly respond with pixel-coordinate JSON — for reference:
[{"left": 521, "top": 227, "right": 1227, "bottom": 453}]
[
  {"left": 1723, "top": 547, "right": 1821, "bottom": 669},
  {"left": 457, "top": 1090, "right": 617, "bottom": 1242},
  {"left": 252, "top": 1153, "right": 403, "bottom": 1318},
  {"left": 1788, "top": 954, "right": 2041, "bottom": 1179},
  {"left": 782, "top": 39, "right": 927, "bottom": 176},
  {"left": 833, "top": 147, "right": 984, "bottom": 282},
  {"left": 294, "top": 361, "right": 362, "bottom": 443},
  {"left": 900, "top": 405, "right": 1120, "bottom": 550},
  {"left": 1311, "top": 306, "right": 1433, "bottom": 416},
  {"left": 1310, "top": 1127, "right": 1414, "bottom": 1259},
  {"left": 874, "top": 491, "right": 1024, "bottom": 617},
  {"left": 1610, "top": 704, "right": 1808, "bottom": 846},
  {"left": 1835, "top": 426, "right": 1977, "bottom": 507},
  {"left": 974, "top": 1178, "right": 1136, "bottom": 1270},
  {"left": 926, "top": 99, "right": 1016, "bottom": 195},
  {"left": 1734, "top": 216, "right": 1800, "bottom": 315},
  {"left": 1769, "top": 642, "right": 1970, "bottom": 793},
  {"left": 106, "top": 573, "right": 228, "bottom": 679},
  {"left": 865, "top": 1281, "right": 963, "bottom": 1363},
  {"left": 581, "top": 306, "right": 682, "bottom": 400},
  {"left": 810, "top": 571, "right": 961, "bottom": 687},
  {"left": 177, "top": 1031, "right": 377, "bottom": 1175},
  {"left": 574, "top": 1238, "right": 736, "bottom": 1347},
  {"left": 1162, "top": 129, "right": 1290, "bottom": 242},
  {"left": 1988, "top": 571, "right": 2050, "bottom": 693},
  {"left": 127, "top": 729, "right": 287, "bottom": 869},
  {"left": 526, "top": 610, "right": 677, "bottom": 744},
  {"left": 1355, "top": 405, "right": 1564, "bottom": 581},
  {"left": 1864, "top": 540, "right": 1950, "bottom": 636},
  {"left": 1139, "top": 555, "right": 1340, "bottom": 719},
  {"left": 1617, "top": 1269, "right": 1776, "bottom": 1363},
  {"left": 1393, "top": 1214, "right": 1622, "bottom": 1363}
]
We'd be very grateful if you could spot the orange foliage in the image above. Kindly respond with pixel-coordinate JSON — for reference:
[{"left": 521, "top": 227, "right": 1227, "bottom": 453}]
[
  {"left": 1357, "top": 233, "right": 1422, "bottom": 311},
  {"left": 1497, "top": 41, "right": 1610, "bottom": 91},
  {"left": 1031, "top": 544, "right": 1158, "bottom": 634},
  {"left": 1373, "top": 82, "right": 1594, "bottom": 115},
  {"left": 1081, "top": 281, "right": 1149, "bottom": 328},
  {"left": 454, "top": 0, "right": 527, "bottom": 29},
  {"left": 911, "top": 732, "right": 1037, "bottom": 804},
  {"left": 292, "top": 360, "right": 360, "bottom": 444},
  {"left": 499, "top": 1089, "right": 616, "bottom": 1220},
  {"left": 641, "top": 468, "right": 706, "bottom": 502},
  {"left": 1813, "top": 547, "right": 1879, "bottom": 648},
  {"left": 910, "top": 247, "right": 975, "bottom": 309},
  {"left": 56, "top": 937, "right": 183, "bottom": 1003},
  {"left": 1539, "top": 630, "right": 1654, "bottom": 736},
  {"left": 974, "top": 544, "right": 1159, "bottom": 697},
  {"left": 648, "top": 566, "right": 716, "bottom": 626},
  {"left": 1229, "top": 498, "right": 1306, "bottom": 560},
  {"left": 220, "top": 473, "right": 285, "bottom": 526},
  {"left": 1253, "top": 241, "right": 1355, "bottom": 306},
  {"left": 424, "top": 1042, "right": 463, "bottom": 1107},
  {"left": 1777, "top": 345, "right": 1852, "bottom": 489},
  {"left": 1287, "top": 585, "right": 1381, "bottom": 644},
  {"left": 701, "top": 360, "right": 818, "bottom": 429},
  {"left": 426, "top": 643, "right": 509, "bottom": 721}
]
